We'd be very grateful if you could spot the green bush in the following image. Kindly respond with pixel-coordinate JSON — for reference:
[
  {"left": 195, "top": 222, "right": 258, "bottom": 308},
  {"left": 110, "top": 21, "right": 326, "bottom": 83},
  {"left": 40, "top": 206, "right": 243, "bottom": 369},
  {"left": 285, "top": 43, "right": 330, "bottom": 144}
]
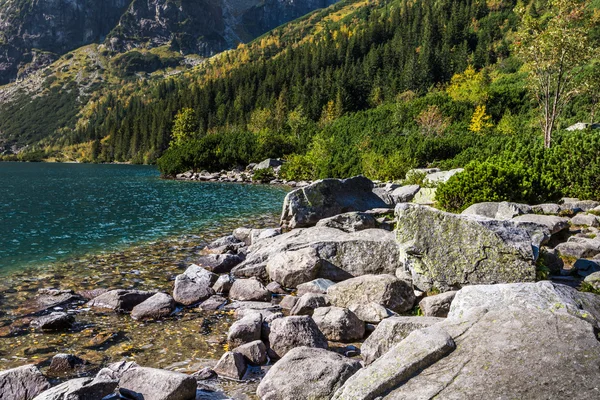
[
  {"left": 252, "top": 167, "right": 276, "bottom": 183},
  {"left": 436, "top": 161, "right": 537, "bottom": 212}
]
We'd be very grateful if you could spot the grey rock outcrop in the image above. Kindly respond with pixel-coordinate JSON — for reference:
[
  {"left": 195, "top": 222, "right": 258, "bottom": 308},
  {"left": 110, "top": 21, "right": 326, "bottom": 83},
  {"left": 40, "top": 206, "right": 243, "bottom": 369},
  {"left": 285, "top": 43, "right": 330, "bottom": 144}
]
[
  {"left": 87, "top": 289, "right": 156, "bottom": 312},
  {"left": 312, "top": 306, "right": 365, "bottom": 342},
  {"left": 280, "top": 176, "right": 388, "bottom": 229},
  {"left": 327, "top": 274, "right": 415, "bottom": 313},
  {"left": 118, "top": 367, "right": 197, "bottom": 400},
  {"left": 396, "top": 203, "right": 537, "bottom": 292},
  {"left": 268, "top": 316, "right": 328, "bottom": 358},
  {"left": 131, "top": 293, "right": 175, "bottom": 320},
  {"left": 360, "top": 316, "right": 444, "bottom": 365},
  {"left": 423, "top": 168, "right": 464, "bottom": 186},
  {"left": 0, "top": 365, "right": 50, "bottom": 400},
  {"left": 173, "top": 264, "right": 218, "bottom": 306},
  {"left": 257, "top": 347, "right": 361, "bottom": 400},
  {"left": 233, "top": 226, "right": 401, "bottom": 281}
]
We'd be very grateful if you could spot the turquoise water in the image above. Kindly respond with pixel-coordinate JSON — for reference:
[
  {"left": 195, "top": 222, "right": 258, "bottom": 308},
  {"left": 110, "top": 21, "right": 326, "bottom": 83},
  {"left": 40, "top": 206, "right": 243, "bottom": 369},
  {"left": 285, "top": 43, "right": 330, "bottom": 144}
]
[{"left": 0, "top": 162, "right": 287, "bottom": 272}]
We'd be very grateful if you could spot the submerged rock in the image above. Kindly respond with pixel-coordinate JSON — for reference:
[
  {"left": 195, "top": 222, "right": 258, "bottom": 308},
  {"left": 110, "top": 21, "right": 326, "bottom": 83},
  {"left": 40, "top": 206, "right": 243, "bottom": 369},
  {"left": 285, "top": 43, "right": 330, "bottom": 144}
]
[
  {"left": 257, "top": 347, "right": 361, "bottom": 400},
  {"left": 396, "top": 203, "right": 537, "bottom": 292},
  {"left": 30, "top": 312, "right": 74, "bottom": 332},
  {"left": 280, "top": 176, "right": 388, "bottom": 229}
]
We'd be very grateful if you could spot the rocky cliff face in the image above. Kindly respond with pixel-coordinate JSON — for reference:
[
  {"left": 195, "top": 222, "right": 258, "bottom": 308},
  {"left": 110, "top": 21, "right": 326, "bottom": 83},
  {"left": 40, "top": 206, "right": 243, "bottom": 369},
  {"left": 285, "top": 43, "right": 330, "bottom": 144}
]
[
  {"left": 0, "top": 0, "right": 339, "bottom": 84},
  {"left": 0, "top": 0, "right": 130, "bottom": 84}
]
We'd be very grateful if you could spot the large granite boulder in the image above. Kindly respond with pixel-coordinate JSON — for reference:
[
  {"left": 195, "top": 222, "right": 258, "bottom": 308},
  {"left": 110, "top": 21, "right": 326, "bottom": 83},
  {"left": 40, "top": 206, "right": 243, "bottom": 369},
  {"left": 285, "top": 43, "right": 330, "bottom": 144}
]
[
  {"left": 233, "top": 226, "right": 401, "bottom": 282},
  {"left": 131, "top": 293, "right": 175, "bottom": 320},
  {"left": 0, "top": 365, "right": 50, "bottom": 400},
  {"left": 461, "top": 201, "right": 532, "bottom": 220},
  {"left": 327, "top": 274, "right": 415, "bottom": 313},
  {"left": 257, "top": 347, "right": 361, "bottom": 400},
  {"left": 229, "top": 278, "right": 271, "bottom": 302},
  {"left": 118, "top": 367, "right": 197, "bottom": 400},
  {"left": 266, "top": 247, "right": 322, "bottom": 288},
  {"left": 395, "top": 203, "right": 537, "bottom": 292},
  {"left": 312, "top": 306, "right": 365, "bottom": 342},
  {"left": 280, "top": 176, "right": 388, "bottom": 229},
  {"left": 87, "top": 289, "right": 156, "bottom": 312},
  {"left": 332, "top": 326, "right": 456, "bottom": 400},
  {"left": 268, "top": 316, "right": 328, "bottom": 358},
  {"left": 227, "top": 313, "right": 262, "bottom": 348},
  {"left": 172, "top": 265, "right": 218, "bottom": 306},
  {"left": 360, "top": 316, "right": 444, "bottom": 365}
]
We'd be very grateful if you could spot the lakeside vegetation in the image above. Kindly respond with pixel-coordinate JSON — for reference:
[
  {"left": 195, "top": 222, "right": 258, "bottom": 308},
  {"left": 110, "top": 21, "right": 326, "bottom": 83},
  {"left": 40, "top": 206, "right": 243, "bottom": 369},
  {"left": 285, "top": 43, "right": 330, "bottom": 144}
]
[{"left": 2, "top": 0, "right": 599, "bottom": 211}]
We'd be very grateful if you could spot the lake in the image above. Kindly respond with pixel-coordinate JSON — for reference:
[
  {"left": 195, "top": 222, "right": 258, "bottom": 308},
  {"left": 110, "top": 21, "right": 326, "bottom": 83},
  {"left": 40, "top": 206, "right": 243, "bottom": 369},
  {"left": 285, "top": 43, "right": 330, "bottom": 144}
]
[{"left": 0, "top": 162, "right": 288, "bottom": 273}]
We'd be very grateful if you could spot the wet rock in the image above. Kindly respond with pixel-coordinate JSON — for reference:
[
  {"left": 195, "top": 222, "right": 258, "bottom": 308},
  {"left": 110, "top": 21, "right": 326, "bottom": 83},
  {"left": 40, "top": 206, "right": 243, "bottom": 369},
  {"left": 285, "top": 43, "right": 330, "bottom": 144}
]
[
  {"left": 173, "top": 265, "right": 217, "bottom": 306},
  {"left": 48, "top": 354, "right": 88, "bottom": 375},
  {"left": 360, "top": 316, "right": 444, "bottom": 365},
  {"left": 192, "top": 367, "right": 217, "bottom": 381},
  {"left": 77, "top": 289, "right": 109, "bottom": 301},
  {"left": 266, "top": 247, "right": 322, "bottom": 288},
  {"left": 35, "top": 289, "right": 82, "bottom": 311},
  {"left": 198, "top": 295, "right": 227, "bottom": 311},
  {"left": 131, "top": 293, "right": 175, "bottom": 320},
  {"left": 280, "top": 176, "right": 388, "bottom": 229},
  {"left": 279, "top": 295, "right": 298, "bottom": 310},
  {"left": 290, "top": 293, "right": 330, "bottom": 316},
  {"left": 233, "top": 227, "right": 401, "bottom": 282},
  {"left": 327, "top": 274, "right": 415, "bottom": 313},
  {"left": 213, "top": 352, "right": 247, "bottom": 380},
  {"left": 312, "top": 306, "right": 365, "bottom": 342},
  {"left": 118, "top": 367, "right": 197, "bottom": 400},
  {"left": 257, "top": 347, "right": 361, "bottom": 400},
  {"left": 396, "top": 203, "right": 537, "bottom": 292},
  {"left": 33, "top": 376, "right": 117, "bottom": 400},
  {"left": 296, "top": 278, "right": 335, "bottom": 296},
  {"left": 0, "top": 364, "right": 50, "bottom": 400},
  {"left": 229, "top": 278, "right": 271, "bottom": 302},
  {"left": 196, "top": 253, "right": 244, "bottom": 274},
  {"left": 265, "top": 281, "right": 287, "bottom": 295},
  {"left": 348, "top": 302, "right": 397, "bottom": 324},
  {"left": 315, "top": 212, "right": 377, "bottom": 232},
  {"left": 227, "top": 313, "right": 262, "bottom": 348},
  {"left": 269, "top": 316, "right": 328, "bottom": 358},
  {"left": 30, "top": 312, "right": 74, "bottom": 332},
  {"left": 212, "top": 275, "right": 234, "bottom": 295},
  {"left": 232, "top": 340, "right": 268, "bottom": 365},
  {"left": 332, "top": 326, "right": 455, "bottom": 400},
  {"left": 87, "top": 289, "right": 156, "bottom": 312},
  {"left": 418, "top": 291, "right": 457, "bottom": 318}
]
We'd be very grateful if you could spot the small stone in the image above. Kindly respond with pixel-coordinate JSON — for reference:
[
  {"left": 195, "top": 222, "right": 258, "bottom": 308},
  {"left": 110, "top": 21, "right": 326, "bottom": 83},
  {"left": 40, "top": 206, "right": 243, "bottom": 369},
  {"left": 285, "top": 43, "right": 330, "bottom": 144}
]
[
  {"left": 348, "top": 302, "right": 397, "bottom": 323},
  {"left": 269, "top": 316, "right": 328, "bottom": 358},
  {"left": 214, "top": 352, "right": 247, "bottom": 380},
  {"left": 212, "top": 275, "right": 234, "bottom": 295},
  {"left": 193, "top": 367, "right": 217, "bottom": 381},
  {"left": 48, "top": 353, "right": 88, "bottom": 375},
  {"left": 173, "top": 265, "right": 218, "bottom": 306},
  {"left": 118, "top": 367, "right": 197, "bottom": 400},
  {"left": 87, "top": 289, "right": 156, "bottom": 312}
]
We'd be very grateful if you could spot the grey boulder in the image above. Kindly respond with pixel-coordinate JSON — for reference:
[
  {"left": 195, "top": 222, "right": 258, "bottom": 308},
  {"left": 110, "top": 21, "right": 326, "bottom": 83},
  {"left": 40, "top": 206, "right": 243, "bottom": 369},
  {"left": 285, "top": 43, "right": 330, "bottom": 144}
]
[
  {"left": 390, "top": 185, "right": 421, "bottom": 203},
  {"left": 418, "top": 291, "right": 457, "bottom": 318},
  {"left": 571, "top": 213, "right": 600, "bottom": 227},
  {"left": 87, "top": 289, "right": 156, "bottom": 312},
  {"left": 461, "top": 201, "right": 531, "bottom": 220},
  {"left": 257, "top": 347, "right": 361, "bottom": 400},
  {"left": 327, "top": 274, "right": 415, "bottom": 313},
  {"left": 232, "top": 340, "right": 268, "bottom": 365},
  {"left": 266, "top": 247, "right": 322, "bottom": 288},
  {"left": 348, "top": 302, "right": 397, "bottom": 323},
  {"left": 268, "top": 316, "right": 328, "bottom": 358},
  {"left": 229, "top": 278, "right": 271, "bottom": 302},
  {"left": 360, "top": 316, "right": 444, "bottom": 365},
  {"left": 315, "top": 212, "right": 377, "bottom": 232},
  {"left": 0, "top": 365, "right": 50, "bottom": 400},
  {"left": 296, "top": 278, "right": 335, "bottom": 296},
  {"left": 30, "top": 312, "right": 74, "bottom": 332},
  {"left": 172, "top": 265, "right": 218, "bottom": 306},
  {"left": 227, "top": 312, "right": 262, "bottom": 348},
  {"left": 280, "top": 176, "right": 388, "bottom": 229},
  {"left": 118, "top": 367, "right": 197, "bottom": 400},
  {"left": 131, "top": 293, "right": 175, "bottom": 320},
  {"left": 312, "top": 306, "right": 365, "bottom": 342},
  {"left": 213, "top": 352, "right": 247, "bottom": 380},
  {"left": 196, "top": 253, "right": 244, "bottom": 274},
  {"left": 33, "top": 376, "right": 116, "bottom": 400},
  {"left": 290, "top": 293, "right": 330, "bottom": 316},
  {"left": 396, "top": 203, "right": 537, "bottom": 292}
]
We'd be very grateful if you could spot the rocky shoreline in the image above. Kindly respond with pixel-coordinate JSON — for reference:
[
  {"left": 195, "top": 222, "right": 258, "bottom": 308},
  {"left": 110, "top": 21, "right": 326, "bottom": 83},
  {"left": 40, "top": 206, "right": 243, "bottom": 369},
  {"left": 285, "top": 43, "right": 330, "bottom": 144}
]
[{"left": 2, "top": 173, "right": 600, "bottom": 399}]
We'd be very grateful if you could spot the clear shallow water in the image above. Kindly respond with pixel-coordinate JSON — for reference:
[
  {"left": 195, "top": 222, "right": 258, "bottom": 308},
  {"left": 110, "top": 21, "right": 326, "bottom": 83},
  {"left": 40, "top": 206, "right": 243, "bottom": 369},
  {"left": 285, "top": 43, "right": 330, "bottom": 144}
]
[{"left": 0, "top": 162, "right": 287, "bottom": 272}]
